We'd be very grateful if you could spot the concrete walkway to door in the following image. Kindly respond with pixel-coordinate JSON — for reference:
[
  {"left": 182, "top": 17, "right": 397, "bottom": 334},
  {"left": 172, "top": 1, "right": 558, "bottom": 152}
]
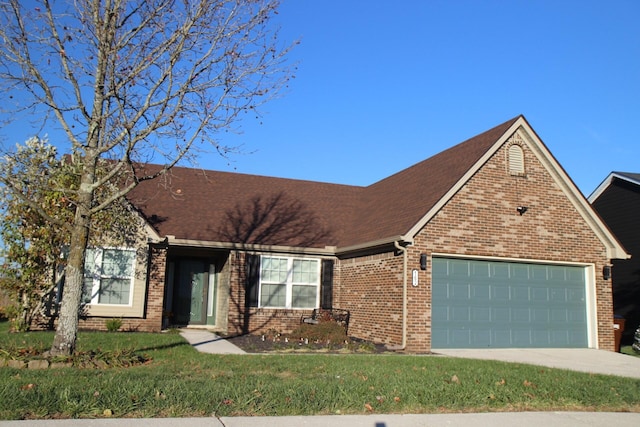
[
  {"left": 180, "top": 329, "right": 246, "bottom": 354},
  {"left": 435, "top": 348, "right": 640, "bottom": 379}
]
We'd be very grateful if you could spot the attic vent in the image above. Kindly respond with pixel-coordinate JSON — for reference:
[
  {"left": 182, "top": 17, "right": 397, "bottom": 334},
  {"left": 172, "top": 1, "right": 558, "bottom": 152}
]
[{"left": 508, "top": 144, "right": 525, "bottom": 175}]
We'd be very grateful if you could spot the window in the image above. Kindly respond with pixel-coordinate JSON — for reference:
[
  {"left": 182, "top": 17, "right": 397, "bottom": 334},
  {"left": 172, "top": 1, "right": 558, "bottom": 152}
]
[
  {"left": 83, "top": 248, "right": 136, "bottom": 305},
  {"left": 259, "top": 256, "right": 320, "bottom": 309}
]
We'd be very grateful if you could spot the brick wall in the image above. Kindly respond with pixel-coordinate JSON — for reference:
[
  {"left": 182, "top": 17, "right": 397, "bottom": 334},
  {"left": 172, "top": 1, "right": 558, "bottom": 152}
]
[
  {"left": 334, "top": 130, "right": 614, "bottom": 353},
  {"left": 335, "top": 251, "right": 404, "bottom": 347}
]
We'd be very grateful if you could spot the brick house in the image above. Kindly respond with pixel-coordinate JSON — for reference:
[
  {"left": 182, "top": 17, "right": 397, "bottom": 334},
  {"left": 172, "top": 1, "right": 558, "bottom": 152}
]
[
  {"left": 589, "top": 172, "right": 640, "bottom": 344},
  {"left": 78, "top": 115, "right": 628, "bottom": 352}
]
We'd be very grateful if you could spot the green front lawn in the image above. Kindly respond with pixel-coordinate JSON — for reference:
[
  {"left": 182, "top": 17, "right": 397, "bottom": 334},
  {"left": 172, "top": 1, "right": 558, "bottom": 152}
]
[{"left": 1, "top": 321, "right": 639, "bottom": 420}]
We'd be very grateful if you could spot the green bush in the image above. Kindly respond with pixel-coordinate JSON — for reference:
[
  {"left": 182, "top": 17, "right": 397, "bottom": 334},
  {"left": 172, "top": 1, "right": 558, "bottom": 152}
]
[{"left": 105, "top": 318, "right": 122, "bottom": 333}]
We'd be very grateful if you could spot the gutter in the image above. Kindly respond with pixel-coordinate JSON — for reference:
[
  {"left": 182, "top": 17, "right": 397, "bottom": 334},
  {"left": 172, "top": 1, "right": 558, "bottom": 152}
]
[{"left": 387, "top": 240, "right": 408, "bottom": 351}]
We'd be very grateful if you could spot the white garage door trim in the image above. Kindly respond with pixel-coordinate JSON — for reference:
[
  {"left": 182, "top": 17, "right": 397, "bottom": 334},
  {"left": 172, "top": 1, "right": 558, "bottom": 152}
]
[{"left": 430, "top": 254, "right": 598, "bottom": 349}]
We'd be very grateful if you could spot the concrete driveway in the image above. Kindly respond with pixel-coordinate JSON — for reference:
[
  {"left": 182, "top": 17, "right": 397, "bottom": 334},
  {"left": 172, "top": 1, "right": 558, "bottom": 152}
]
[{"left": 434, "top": 348, "right": 640, "bottom": 378}]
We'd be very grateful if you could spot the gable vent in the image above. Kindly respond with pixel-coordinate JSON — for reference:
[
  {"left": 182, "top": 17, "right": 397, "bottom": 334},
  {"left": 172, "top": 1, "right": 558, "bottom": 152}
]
[{"left": 508, "top": 144, "right": 525, "bottom": 175}]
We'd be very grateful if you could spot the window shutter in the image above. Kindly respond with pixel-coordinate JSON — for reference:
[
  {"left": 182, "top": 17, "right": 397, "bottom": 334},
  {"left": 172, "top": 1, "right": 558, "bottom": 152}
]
[
  {"left": 245, "top": 254, "right": 260, "bottom": 308},
  {"left": 320, "top": 259, "right": 334, "bottom": 309}
]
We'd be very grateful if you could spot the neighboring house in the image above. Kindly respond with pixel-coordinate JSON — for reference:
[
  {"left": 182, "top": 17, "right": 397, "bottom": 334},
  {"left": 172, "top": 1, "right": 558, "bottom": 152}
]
[
  {"left": 76, "top": 115, "right": 628, "bottom": 352},
  {"left": 589, "top": 172, "right": 640, "bottom": 344}
]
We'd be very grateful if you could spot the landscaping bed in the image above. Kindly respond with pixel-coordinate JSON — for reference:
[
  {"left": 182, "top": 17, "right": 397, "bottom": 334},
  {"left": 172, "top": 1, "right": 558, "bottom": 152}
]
[
  {"left": 226, "top": 320, "right": 391, "bottom": 354},
  {"left": 227, "top": 333, "right": 390, "bottom": 354}
]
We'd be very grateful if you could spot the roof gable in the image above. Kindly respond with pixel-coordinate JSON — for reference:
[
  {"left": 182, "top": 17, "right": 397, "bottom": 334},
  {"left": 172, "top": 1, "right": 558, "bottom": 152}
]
[{"left": 589, "top": 172, "right": 640, "bottom": 203}]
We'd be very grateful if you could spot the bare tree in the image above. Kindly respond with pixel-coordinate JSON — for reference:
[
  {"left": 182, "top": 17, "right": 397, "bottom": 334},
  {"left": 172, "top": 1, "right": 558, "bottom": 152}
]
[{"left": 0, "top": 0, "right": 294, "bottom": 355}]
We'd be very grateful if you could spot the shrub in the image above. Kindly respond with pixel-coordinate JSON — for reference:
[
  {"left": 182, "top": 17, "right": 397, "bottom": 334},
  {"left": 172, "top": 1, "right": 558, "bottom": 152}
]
[
  {"left": 633, "top": 325, "right": 640, "bottom": 354},
  {"left": 105, "top": 318, "right": 122, "bottom": 332}
]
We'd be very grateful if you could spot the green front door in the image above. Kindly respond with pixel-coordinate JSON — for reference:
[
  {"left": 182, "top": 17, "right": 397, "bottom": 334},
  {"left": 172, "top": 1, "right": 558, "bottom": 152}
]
[
  {"left": 432, "top": 258, "right": 588, "bottom": 349},
  {"left": 173, "top": 259, "right": 208, "bottom": 325}
]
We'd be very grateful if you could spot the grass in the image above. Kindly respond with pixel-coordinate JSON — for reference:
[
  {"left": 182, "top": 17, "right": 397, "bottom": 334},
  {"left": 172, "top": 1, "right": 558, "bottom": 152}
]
[
  {"left": 621, "top": 345, "right": 640, "bottom": 357},
  {"left": 1, "top": 321, "right": 640, "bottom": 420}
]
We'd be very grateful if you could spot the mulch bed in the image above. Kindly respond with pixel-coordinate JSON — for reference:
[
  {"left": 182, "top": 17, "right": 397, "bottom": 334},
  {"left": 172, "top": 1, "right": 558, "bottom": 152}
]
[{"left": 226, "top": 334, "right": 392, "bottom": 354}]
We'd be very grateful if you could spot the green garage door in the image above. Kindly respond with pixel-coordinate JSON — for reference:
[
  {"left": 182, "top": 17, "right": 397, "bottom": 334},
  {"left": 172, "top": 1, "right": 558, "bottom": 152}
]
[{"left": 432, "top": 258, "right": 588, "bottom": 348}]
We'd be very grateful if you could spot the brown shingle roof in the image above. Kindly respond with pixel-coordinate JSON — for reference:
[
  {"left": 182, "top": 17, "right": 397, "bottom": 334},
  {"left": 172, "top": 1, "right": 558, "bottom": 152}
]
[{"left": 128, "top": 116, "right": 521, "bottom": 249}]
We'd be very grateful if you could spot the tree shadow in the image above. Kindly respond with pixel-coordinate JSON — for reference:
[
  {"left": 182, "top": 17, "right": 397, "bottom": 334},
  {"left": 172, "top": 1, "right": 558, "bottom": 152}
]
[
  {"left": 218, "top": 191, "right": 333, "bottom": 247},
  {"left": 218, "top": 191, "right": 334, "bottom": 335}
]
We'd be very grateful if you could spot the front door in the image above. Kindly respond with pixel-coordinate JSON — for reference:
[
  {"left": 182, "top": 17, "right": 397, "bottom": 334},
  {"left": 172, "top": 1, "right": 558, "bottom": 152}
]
[{"left": 173, "top": 259, "right": 209, "bottom": 325}]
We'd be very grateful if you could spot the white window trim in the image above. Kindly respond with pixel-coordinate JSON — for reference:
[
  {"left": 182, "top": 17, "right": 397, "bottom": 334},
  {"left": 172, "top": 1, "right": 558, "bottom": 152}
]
[
  {"left": 85, "top": 247, "right": 136, "bottom": 307},
  {"left": 258, "top": 255, "right": 320, "bottom": 309}
]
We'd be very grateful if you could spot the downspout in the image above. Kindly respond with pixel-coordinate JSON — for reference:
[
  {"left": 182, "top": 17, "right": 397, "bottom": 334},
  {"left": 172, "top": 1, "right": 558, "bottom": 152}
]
[{"left": 387, "top": 240, "right": 408, "bottom": 350}]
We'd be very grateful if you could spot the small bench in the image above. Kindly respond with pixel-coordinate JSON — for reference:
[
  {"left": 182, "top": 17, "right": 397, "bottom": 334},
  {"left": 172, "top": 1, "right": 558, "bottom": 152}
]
[{"left": 301, "top": 308, "right": 350, "bottom": 333}]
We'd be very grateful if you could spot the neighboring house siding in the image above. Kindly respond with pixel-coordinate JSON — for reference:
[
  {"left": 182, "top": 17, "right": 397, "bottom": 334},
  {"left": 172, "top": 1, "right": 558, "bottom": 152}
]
[
  {"left": 591, "top": 178, "right": 640, "bottom": 343},
  {"left": 408, "top": 133, "right": 613, "bottom": 352},
  {"left": 336, "top": 251, "right": 404, "bottom": 346}
]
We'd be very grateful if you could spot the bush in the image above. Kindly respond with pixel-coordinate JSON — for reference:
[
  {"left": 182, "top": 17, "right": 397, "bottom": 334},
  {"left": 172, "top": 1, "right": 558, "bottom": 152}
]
[
  {"left": 632, "top": 325, "right": 640, "bottom": 354},
  {"left": 105, "top": 318, "right": 122, "bottom": 332}
]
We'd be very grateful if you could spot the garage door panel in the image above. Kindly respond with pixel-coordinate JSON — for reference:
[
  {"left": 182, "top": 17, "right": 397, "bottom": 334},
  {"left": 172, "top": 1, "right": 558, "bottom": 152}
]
[
  {"left": 451, "top": 283, "right": 470, "bottom": 299},
  {"left": 471, "top": 284, "right": 490, "bottom": 300},
  {"left": 492, "top": 329, "right": 512, "bottom": 346},
  {"left": 532, "top": 308, "right": 549, "bottom": 322},
  {"left": 451, "top": 306, "right": 470, "bottom": 322},
  {"left": 432, "top": 258, "right": 588, "bottom": 349},
  {"left": 450, "top": 259, "right": 471, "bottom": 277},
  {"left": 513, "top": 329, "right": 533, "bottom": 346},
  {"left": 492, "top": 285, "right": 510, "bottom": 301},
  {"left": 512, "top": 287, "right": 529, "bottom": 301},
  {"left": 470, "top": 329, "right": 491, "bottom": 346},
  {"left": 492, "top": 307, "right": 510, "bottom": 322},
  {"left": 471, "top": 307, "right": 491, "bottom": 322},
  {"left": 451, "top": 328, "right": 470, "bottom": 346},
  {"left": 512, "top": 307, "right": 530, "bottom": 322}
]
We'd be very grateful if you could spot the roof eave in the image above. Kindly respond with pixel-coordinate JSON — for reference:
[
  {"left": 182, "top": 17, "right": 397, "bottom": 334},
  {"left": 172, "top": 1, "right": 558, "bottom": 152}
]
[
  {"left": 336, "top": 235, "right": 414, "bottom": 256},
  {"left": 158, "top": 236, "right": 338, "bottom": 256}
]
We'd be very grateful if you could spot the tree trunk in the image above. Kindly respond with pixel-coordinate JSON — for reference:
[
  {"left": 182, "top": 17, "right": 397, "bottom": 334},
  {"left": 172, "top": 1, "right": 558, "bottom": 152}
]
[{"left": 50, "top": 162, "right": 96, "bottom": 356}]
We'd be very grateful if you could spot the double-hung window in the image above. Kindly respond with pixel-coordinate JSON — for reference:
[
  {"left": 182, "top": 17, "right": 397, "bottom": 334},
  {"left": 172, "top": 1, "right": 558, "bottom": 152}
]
[
  {"left": 83, "top": 248, "right": 136, "bottom": 305},
  {"left": 260, "top": 256, "right": 319, "bottom": 309}
]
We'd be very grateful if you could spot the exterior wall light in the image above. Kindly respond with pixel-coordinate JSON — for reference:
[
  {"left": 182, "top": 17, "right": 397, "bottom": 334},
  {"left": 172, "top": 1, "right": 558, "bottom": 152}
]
[{"left": 420, "top": 253, "right": 427, "bottom": 270}]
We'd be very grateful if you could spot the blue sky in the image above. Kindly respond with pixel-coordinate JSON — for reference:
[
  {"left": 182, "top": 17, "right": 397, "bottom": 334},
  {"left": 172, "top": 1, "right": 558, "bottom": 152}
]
[
  {"left": 2, "top": 0, "right": 639, "bottom": 198},
  {"left": 215, "top": 0, "right": 640, "bottom": 197}
]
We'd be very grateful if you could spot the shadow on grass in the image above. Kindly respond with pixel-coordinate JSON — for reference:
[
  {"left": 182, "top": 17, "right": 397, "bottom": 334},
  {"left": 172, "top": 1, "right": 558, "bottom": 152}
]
[{"left": 135, "top": 340, "right": 192, "bottom": 353}]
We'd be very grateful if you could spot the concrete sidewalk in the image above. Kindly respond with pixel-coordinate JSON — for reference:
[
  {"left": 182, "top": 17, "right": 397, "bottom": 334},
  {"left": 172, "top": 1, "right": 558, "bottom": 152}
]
[
  {"left": 179, "top": 329, "right": 246, "bottom": 354},
  {"left": 2, "top": 412, "right": 640, "bottom": 427}
]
